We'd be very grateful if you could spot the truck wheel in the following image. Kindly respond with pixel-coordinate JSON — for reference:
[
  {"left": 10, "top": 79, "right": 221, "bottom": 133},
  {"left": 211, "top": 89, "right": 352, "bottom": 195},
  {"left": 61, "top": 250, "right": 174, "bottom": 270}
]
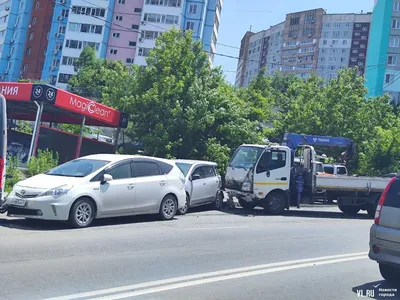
[
  {"left": 238, "top": 198, "right": 256, "bottom": 210},
  {"left": 264, "top": 191, "right": 286, "bottom": 215},
  {"left": 338, "top": 204, "right": 360, "bottom": 216},
  {"left": 367, "top": 195, "right": 381, "bottom": 219},
  {"left": 379, "top": 263, "right": 400, "bottom": 283}
]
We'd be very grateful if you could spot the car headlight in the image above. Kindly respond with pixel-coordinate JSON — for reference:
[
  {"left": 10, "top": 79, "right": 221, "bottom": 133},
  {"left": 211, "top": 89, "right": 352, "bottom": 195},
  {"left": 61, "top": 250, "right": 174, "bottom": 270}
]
[
  {"left": 37, "top": 184, "right": 73, "bottom": 198},
  {"left": 242, "top": 181, "right": 252, "bottom": 192}
]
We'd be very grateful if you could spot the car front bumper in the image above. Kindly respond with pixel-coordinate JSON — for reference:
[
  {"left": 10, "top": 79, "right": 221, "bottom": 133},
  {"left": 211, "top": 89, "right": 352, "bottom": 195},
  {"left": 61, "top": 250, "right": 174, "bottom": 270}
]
[{"left": 5, "top": 195, "right": 72, "bottom": 221}]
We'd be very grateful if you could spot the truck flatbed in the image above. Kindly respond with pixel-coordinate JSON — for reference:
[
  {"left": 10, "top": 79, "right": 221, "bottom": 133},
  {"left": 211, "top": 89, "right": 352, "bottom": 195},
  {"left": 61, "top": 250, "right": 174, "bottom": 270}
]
[{"left": 316, "top": 175, "right": 391, "bottom": 192}]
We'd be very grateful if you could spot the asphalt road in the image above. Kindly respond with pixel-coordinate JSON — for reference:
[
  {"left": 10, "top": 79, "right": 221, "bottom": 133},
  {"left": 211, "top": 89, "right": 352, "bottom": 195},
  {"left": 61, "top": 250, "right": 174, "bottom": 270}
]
[{"left": 0, "top": 205, "right": 398, "bottom": 300}]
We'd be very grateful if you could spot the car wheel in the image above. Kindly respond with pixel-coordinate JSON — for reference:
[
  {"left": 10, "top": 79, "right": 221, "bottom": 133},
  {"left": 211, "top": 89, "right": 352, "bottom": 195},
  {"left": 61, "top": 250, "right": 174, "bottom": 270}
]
[
  {"left": 159, "top": 195, "right": 177, "bottom": 220},
  {"left": 69, "top": 198, "right": 95, "bottom": 228},
  {"left": 178, "top": 196, "right": 189, "bottom": 215},
  {"left": 213, "top": 191, "right": 224, "bottom": 210},
  {"left": 264, "top": 191, "right": 286, "bottom": 215},
  {"left": 338, "top": 205, "right": 360, "bottom": 216},
  {"left": 379, "top": 263, "right": 400, "bottom": 283}
]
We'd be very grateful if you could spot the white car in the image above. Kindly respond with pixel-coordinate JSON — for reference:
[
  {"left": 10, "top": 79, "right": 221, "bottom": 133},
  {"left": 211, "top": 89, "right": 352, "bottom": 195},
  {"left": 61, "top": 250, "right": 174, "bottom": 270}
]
[
  {"left": 173, "top": 159, "right": 223, "bottom": 215},
  {"left": 5, "top": 154, "right": 186, "bottom": 228}
]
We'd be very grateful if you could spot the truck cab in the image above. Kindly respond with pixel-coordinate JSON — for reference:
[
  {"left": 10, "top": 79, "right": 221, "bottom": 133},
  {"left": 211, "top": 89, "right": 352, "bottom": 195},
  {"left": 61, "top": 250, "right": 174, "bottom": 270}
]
[{"left": 225, "top": 144, "right": 315, "bottom": 214}]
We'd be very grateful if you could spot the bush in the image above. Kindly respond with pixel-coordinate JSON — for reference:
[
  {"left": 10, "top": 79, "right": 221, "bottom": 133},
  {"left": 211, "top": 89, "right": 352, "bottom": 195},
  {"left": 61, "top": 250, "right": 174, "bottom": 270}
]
[
  {"left": 5, "top": 156, "right": 24, "bottom": 193},
  {"left": 27, "top": 149, "right": 59, "bottom": 177}
]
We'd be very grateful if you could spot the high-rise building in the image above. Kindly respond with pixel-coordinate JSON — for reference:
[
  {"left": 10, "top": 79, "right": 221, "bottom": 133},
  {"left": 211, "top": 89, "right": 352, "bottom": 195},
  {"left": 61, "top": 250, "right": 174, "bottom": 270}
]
[
  {"left": 0, "top": 0, "right": 223, "bottom": 87},
  {"left": 365, "top": 0, "right": 400, "bottom": 104},
  {"left": 0, "top": 0, "right": 40, "bottom": 82},
  {"left": 236, "top": 8, "right": 372, "bottom": 87}
]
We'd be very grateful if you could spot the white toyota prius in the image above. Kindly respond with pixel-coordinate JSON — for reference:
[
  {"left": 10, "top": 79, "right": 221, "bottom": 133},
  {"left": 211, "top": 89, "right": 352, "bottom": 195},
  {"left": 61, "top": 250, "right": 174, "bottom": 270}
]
[{"left": 5, "top": 154, "right": 186, "bottom": 228}]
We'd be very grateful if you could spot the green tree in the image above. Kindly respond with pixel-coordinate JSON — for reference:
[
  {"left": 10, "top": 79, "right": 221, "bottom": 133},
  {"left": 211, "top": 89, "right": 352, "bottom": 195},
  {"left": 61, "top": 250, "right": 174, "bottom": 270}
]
[{"left": 126, "top": 28, "right": 261, "bottom": 166}]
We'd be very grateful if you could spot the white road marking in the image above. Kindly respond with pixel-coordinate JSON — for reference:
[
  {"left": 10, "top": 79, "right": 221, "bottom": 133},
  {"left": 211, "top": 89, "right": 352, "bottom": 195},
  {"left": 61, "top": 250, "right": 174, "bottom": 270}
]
[
  {"left": 185, "top": 226, "right": 249, "bottom": 231},
  {"left": 43, "top": 252, "right": 367, "bottom": 300},
  {"left": 92, "top": 255, "right": 367, "bottom": 300}
]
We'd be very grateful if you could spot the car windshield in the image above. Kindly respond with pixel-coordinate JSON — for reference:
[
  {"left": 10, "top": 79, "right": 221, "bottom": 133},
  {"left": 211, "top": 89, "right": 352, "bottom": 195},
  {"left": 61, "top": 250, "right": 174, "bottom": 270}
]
[
  {"left": 229, "top": 146, "right": 264, "bottom": 169},
  {"left": 45, "top": 159, "right": 110, "bottom": 178},
  {"left": 176, "top": 162, "right": 193, "bottom": 177}
]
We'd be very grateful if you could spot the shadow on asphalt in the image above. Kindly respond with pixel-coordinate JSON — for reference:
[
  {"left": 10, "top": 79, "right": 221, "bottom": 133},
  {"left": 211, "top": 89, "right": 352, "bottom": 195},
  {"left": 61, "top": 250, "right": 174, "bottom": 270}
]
[
  {"left": 0, "top": 214, "right": 178, "bottom": 231},
  {"left": 216, "top": 205, "right": 372, "bottom": 220},
  {"left": 352, "top": 280, "right": 400, "bottom": 299}
]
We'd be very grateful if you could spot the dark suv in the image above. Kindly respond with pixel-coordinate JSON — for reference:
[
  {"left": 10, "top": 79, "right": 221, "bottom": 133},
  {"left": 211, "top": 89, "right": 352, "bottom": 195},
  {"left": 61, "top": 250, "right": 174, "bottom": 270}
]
[{"left": 369, "top": 175, "right": 400, "bottom": 282}]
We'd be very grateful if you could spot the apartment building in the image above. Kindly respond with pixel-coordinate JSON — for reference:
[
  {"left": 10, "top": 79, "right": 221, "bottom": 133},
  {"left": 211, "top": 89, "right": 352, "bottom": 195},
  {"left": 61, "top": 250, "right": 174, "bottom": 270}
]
[
  {"left": 0, "top": 0, "right": 33, "bottom": 82},
  {"left": 236, "top": 8, "right": 372, "bottom": 87},
  {"left": 21, "top": 0, "right": 54, "bottom": 80},
  {"left": 0, "top": 0, "right": 223, "bottom": 86},
  {"left": 42, "top": 0, "right": 114, "bottom": 89},
  {"left": 235, "top": 31, "right": 254, "bottom": 87},
  {"left": 317, "top": 13, "right": 371, "bottom": 83},
  {"left": 106, "top": 0, "right": 143, "bottom": 66},
  {"left": 366, "top": 0, "right": 400, "bottom": 104}
]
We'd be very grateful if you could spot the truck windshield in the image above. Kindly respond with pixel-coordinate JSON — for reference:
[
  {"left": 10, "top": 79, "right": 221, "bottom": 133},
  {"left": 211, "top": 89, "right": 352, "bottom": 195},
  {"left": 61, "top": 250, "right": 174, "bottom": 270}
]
[
  {"left": 316, "top": 163, "right": 323, "bottom": 173},
  {"left": 229, "top": 146, "right": 264, "bottom": 169}
]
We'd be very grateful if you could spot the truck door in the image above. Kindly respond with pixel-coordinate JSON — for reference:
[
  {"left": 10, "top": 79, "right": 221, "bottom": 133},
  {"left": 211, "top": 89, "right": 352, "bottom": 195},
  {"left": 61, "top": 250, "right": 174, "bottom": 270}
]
[{"left": 253, "top": 148, "right": 290, "bottom": 199}]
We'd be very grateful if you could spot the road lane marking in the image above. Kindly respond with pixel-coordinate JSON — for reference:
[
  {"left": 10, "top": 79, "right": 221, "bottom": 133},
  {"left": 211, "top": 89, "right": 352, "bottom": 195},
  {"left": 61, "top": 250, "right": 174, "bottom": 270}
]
[
  {"left": 185, "top": 226, "right": 249, "bottom": 231},
  {"left": 43, "top": 252, "right": 367, "bottom": 300},
  {"left": 92, "top": 255, "right": 367, "bottom": 299}
]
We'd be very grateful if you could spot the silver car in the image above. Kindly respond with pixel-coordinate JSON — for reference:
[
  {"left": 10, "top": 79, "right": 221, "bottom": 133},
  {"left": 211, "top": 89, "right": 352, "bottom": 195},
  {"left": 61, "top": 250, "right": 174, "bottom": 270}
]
[
  {"left": 173, "top": 160, "right": 223, "bottom": 215},
  {"left": 369, "top": 176, "right": 400, "bottom": 282}
]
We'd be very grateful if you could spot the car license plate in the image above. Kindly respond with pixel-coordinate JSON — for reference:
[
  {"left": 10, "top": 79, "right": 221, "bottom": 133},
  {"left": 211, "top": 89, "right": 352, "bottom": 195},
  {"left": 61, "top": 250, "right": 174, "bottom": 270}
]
[{"left": 10, "top": 199, "right": 26, "bottom": 207}]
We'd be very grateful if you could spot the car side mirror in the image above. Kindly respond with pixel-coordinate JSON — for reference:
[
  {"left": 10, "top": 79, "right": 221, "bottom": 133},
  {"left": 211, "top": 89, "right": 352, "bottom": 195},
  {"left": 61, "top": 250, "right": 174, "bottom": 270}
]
[
  {"left": 191, "top": 174, "right": 201, "bottom": 181},
  {"left": 101, "top": 174, "right": 113, "bottom": 184}
]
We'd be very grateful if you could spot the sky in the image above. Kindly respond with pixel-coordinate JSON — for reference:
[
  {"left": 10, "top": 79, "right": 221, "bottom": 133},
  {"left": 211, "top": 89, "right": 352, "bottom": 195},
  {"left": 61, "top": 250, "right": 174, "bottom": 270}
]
[{"left": 214, "top": 0, "right": 376, "bottom": 84}]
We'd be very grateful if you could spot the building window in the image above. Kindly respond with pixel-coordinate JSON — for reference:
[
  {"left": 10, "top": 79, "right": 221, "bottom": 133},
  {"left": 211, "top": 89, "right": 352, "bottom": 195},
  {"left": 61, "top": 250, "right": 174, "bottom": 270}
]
[
  {"left": 138, "top": 47, "right": 151, "bottom": 56},
  {"left": 334, "top": 23, "right": 340, "bottom": 28},
  {"left": 115, "top": 15, "right": 123, "bottom": 21},
  {"left": 143, "top": 30, "right": 160, "bottom": 39},
  {"left": 394, "top": 2, "right": 400, "bottom": 11},
  {"left": 345, "top": 22, "right": 350, "bottom": 27},
  {"left": 341, "top": 57, "right": 345, "bottom": 62},
  {"left": 61, "top": 9, "right": 69, "bottom": 17},
  {"left": 109, "top": 49, "right": 117, "bottom": 55},
  {"left": 144, "top": 0, "right": 182, "bottom": 7},
  {"left": 129, "top": 41, "right": 136, "bottom": 46},
  {"left": 29, "top": 32, "right": 34, "bottom": 40},
  {"left": 320, "top": 57, "right": 325, "bottom": 62},
  {"left": 392, "top": 19, "right": 400, "bottom": 29},
  {"left": 323, "top": 40, "right": 327, "bottom": 45},
  {"left": 132, "top": 24, "right": 139, "bottom": 29},
  {"left": 323, "top": 31, "right": 329, "bottom": 37},
  {"left": 343, "top": 40, "right": 347, "bottom": 45},
  {"left": 355, "top": 23, "right": 361, "bottom": 27},
  {"left": 126, "top": 58, "right": 134, "bottom": 63},
  {"left": 332, "top": 40, "right": 338, "bottom": 45},
  {"left": 26, "top": 47, "right": 31, "bottom": 55},
  {"left": 342, "top": 49, "right": 346, "bottom": 53},
  {"left": 362, "top": 27, "right": 368, "bottom": 31},
  {"left": 65, "top": 39, "right": 100, "bottom": 51},
  {"left": 390, "top": 37, "right": 400, "bottom": 47},
  {"left": 333, "top": 31, "right": 340, "bottom": 37},
  {"left": 354, "top": 32, "right": 361, "bottom": 36},
  {"left": 58, "top": 25, "right": 66, "bottom": 34},
  {"left": 386, "top": 74, "right": 395, "bottom": 83},
  {"left": 134, "top": 8, "right": 142, "bottom": 12},
  {"left": 112, "top": 32, "right": 120, "bottom": 38},
  {"left": 388, "top": 55, "right": 397, "bottom": 66},
  {"left": 290, "top": 17, "right": 300, "bottom": 25},
  {"left": 359, "top": 53, "right": 365, "bottom": 57},
  {"left": 35, "top": 2, "right": 39, "bottom": 9},
  {"left": 352, "top": 49, "right": 359, "bottom": 54},
  {"left": 23, "top": 64, "right": 28, "bottom": 72},
  {"left": 189, "top": 4, "right": 197, "bottom": 13},
  {"left": 61, "top": 56, "right": 77, "bottom": 66},
  {"left": 58, "top": 73, "right": 73, "bottom": 84},
  {"left": 118, "top": 0, "right": 125, "bottom": 3},
  {"left": 71, "top": 6, "right": 106, "bottom": 17},
  {"left": 324, "top": 23, "right": 330, "bottom": 28},
  {"left": 186, "top": 21, "right": 194, "bottom": 31},
  {"left": 360, "top": 44, "right": 366, "bottom": 48},
  {"left": 31, "top": 17, "right": 37, "bottom": 25}
]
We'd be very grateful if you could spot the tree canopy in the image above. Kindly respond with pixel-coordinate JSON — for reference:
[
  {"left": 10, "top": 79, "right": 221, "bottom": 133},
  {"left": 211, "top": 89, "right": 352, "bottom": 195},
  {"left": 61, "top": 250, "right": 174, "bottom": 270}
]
[{"left": 67, "top": 28, "right": 400, "bottom": 176}]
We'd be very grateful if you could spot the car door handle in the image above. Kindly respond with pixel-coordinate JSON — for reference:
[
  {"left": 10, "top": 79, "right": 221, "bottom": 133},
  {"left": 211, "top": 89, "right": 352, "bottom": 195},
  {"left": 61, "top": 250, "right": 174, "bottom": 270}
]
[
  {"left": 160, "top": 181, "right": 166, "bottom": 186},
  {"left": 280, "top": 177, "right": 287, "bottom": 181},
  {"left": 127, "top": 184, "right": 135, "bottom": 190},
  {"left": 203, "top": 182, "right": 207, "bottom": 185}
]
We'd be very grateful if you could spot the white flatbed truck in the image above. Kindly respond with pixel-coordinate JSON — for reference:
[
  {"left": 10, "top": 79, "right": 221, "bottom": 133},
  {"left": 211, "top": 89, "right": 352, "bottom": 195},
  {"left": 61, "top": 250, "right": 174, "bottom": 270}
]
[{"left": 225, "top": 143, "right": 390, "bottom": 217}]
